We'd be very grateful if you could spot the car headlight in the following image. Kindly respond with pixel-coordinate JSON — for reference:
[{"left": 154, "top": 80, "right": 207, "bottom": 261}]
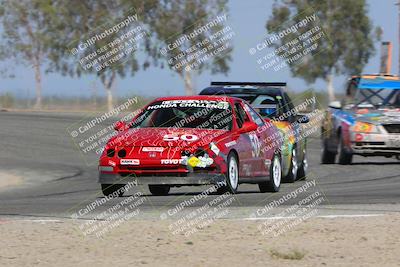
[{"left": 352, "top": 122, "right": 379, "bottom": 134}]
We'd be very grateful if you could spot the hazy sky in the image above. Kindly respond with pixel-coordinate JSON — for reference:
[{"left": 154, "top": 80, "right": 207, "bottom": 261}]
[{"left": 0, "top": 0, "right": 398, "bottom": 98}]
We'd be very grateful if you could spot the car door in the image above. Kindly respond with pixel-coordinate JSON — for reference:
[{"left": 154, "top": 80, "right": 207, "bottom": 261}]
[
  {"left": 232, "top": 101, "right": 260, "bottom": 177},
  {"left": 243, "top": 103, "right": 275, "bottom": 177},
  {"left": 237, "top": 101, "right": 269, "bottom": 177},
  {"left": 283, "top": 92, "right": 305, "bottom": 163},
  {"left": 271, "top": 93, "right": 294, "bottom": 175}
]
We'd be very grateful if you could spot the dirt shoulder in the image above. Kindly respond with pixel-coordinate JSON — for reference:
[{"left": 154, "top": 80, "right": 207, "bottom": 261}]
[{"left": 0, "top": 214, "right": 399, "bottom": 267}]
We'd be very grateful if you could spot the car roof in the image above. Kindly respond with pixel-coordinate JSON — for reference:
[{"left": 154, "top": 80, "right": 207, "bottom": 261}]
[
  {"left": 199, "top": 81, "right": 286, "bottom": 96},
  {"left": 349, "top": 75, "right": 400, "bottom": 90},
  {"left": 351, "top": 74, "right": 400, "bottom": 80}
]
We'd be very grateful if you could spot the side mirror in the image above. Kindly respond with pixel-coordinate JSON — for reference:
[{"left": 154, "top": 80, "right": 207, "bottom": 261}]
[
  {"left": 329, "top": 101, "right": 342, "bottom": 109},
  {"left": 297, "top": 115, "right": 309, "bottom": 123},
  {"left": 238, "top": 121, "right": 258, "bottom": 134},
  {"left": 114, "top": 121, "right": 127, "bottom": 131}
]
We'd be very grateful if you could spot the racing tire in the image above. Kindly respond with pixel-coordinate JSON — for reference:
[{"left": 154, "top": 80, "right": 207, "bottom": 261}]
[
  {"left": 148, "top": 185, "right": 170, "bottom": 196},
  {"left": 101, "top": 184, "right": 125, "bottom": 197},
  {"left": 297, "top": 147, "right": 307, "bottom": 180},
  {"left": 218, "top": 152, "right": 239, "bottom": 194},
  {"left": 258, "top": 154, "right": 281, "bottom": 193},
  {"left": 338, "top": 135, "right": 353, "bottom": 165},
  {"left": 283, "top": 147, "right": 298, "bottom": 183},
  {"left": 321, "top": 139, "right": 336, "bottom": 164}
]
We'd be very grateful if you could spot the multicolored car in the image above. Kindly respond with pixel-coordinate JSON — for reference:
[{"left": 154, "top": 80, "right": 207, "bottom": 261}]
[
  {"left": 200, "top": 82, "right": 309, "bottom": 182},
  {"left": 98, "top": 95, "right": 284, "bottom": 196},
  {"left": 321, "top": 75, "right": 400, "bottom": 164}
]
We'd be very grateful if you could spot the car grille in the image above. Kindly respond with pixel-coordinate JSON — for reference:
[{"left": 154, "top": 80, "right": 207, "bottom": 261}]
[
  {"left": 354, "top": 142, "right": 385, "bottom": 146},
  {"left": 384, "top": 124, "right": 400, "bottom": 134}
]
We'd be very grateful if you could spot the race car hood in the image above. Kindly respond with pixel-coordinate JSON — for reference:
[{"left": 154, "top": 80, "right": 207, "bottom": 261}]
[
  {"left": 107, "top": 127, "right": 229, "bottom": 149},
  {"left": 352, "top": 108, "right": 400, "bottom": 125}
]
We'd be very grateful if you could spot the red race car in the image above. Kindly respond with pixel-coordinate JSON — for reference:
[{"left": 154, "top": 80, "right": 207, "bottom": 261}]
[{"left": 98, "top": 96, "right": 283, "bottom": 196}]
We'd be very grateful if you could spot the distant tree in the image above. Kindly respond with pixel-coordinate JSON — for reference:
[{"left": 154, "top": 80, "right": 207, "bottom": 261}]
[
  {"left": 143, "top": 0, "right": 232, "bottom": 95},
  {"left": 46, "top": 0, "right": 156, "bottom": 111},
  {"left": 0, "top": 0, "right": 58, "bottom": 109},
  {"left": 266, "top": 0, "right": 379, "bottom": 101}
]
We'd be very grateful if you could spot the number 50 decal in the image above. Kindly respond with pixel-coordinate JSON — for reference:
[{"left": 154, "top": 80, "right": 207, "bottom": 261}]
[{"left": 163, "top": 134, "right": 199, "bottom": 142}]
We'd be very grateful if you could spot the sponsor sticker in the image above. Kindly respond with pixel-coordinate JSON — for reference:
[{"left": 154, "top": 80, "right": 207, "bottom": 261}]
[
  {"left": 210, "top": 142, "right": 220, "bottom": 155},
  {"left": 142, "top": 147, "right": 164, "bottom": 152},
  {"left": 196, "top": 156, "right": 214, "bottom": 168},
  {"left": 148, "top": 100, "right": 229, "bottom": 110},
  {"left": 225, "top": 140, "right": 237, "bottom": 148},
  {"left": 120, "top": 159, "right": 140, "bottom": 165},
  {"left": 161, "top": 159, "right": 183, "bottom": 164},
  {"left": 188, "top": 156, "right": 201, "bottom": 167},
  {"left": 163, "top": 134, "right": 199, "bottom": 142},
  {"left": 248, "top": 133, "right": 261, "bottom": 157}
]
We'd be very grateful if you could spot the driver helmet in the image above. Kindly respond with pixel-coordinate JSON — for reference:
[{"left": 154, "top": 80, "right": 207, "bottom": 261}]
[{"left": 258, "top": 99, "right": 277, "bottom": 117}]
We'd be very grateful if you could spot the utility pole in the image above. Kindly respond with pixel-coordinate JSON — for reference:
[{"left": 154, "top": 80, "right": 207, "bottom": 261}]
[
  {"left": 379, "top": 41, "right": 392, "bottom": 75},
  {"left": 91, "top": 81, "right": 97, "bottom": 110}
]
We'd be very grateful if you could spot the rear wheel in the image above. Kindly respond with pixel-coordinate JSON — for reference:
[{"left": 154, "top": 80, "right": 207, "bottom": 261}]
[
  {"left": 283, "top": 147, "right": 298, "bottom": 183},
  {"left": 321, "top": 139, "right": 336, "bottom": 164},
  {"left": 148, "top": 185, "right": 170, "bottom": 196},
  {"left": 338, "top": 135, "right": 353, "bottom": 165},
  {"left": 259, "top": 154, "right": 281, "bottom": 193},
  {"left": 101, "top": 184, "right": 125, "bottom": 197},
  {"left": 297, "top": 147, "right": 307, "bottom": 180},
  {"left": 218, "top": 153, "right": 239, "bottom": 194}
]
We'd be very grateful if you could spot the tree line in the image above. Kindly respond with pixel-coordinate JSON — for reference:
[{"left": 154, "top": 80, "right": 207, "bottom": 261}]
[{"left": 0, "top": 0, "right": 378, "bottom": 111}]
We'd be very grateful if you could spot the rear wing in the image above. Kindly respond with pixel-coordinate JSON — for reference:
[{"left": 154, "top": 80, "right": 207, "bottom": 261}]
[{"left": 210, "top": 82, "right": 286, "bottom": 87}]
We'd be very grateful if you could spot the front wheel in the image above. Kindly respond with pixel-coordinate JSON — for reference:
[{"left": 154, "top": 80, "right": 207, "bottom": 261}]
[
  {"left": 101, "top": 184, "right": 125, "bottom": 197},
  {"left": 321, "top": 139, "right": 336, "bottom": 164},
  {"left": 218, "top": 153, "right": 239, "bottom": 194},
  {"left": 259, "top": 154, "right": 281, "bottom": 193}
]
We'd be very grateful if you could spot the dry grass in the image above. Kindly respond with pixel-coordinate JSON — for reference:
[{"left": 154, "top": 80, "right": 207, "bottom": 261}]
[{"left": 270, "top": 249, "right": 306, "bottom": 260}]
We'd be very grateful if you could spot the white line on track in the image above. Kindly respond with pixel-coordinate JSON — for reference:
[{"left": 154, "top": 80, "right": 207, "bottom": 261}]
[
  {"left": 241, "top": 214, "right": 384, "bottom": 221},
  {"left": 0, "top": 214, "right": 386, "bottom": 223},
  {"left": 14, "top": 219, "right": 61, "bottom": 223}
]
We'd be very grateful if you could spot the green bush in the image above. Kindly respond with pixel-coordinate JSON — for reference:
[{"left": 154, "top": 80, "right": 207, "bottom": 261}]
[{"left": 0, "top": 92, "right": 15, "bottom": 109}]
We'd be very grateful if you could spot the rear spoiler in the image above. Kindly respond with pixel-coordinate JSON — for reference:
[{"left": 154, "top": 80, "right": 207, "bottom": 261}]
[{"left": 210, "top": 82, "right": 286, "bottom": 87}]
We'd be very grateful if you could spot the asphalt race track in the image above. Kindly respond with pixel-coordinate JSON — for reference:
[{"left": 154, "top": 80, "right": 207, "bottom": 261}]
[{"left": 1, "top": 111, "right": 400, "bottom": 220}]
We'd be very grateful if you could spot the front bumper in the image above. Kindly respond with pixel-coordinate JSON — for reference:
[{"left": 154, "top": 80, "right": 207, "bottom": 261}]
[
  {"left": 350, "top": 132, "right": 400, "bottom": 156},
  {"left": 98, "top": 172, "right": 226, "bottom": 186}
]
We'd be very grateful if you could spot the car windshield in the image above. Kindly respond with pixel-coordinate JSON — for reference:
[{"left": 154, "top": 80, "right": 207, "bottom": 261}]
[
  {"left": 222, "top": 94, "right": 281, "bottom": 118},
  {"left": 131, "top": 100, "right": 233, "bottom": 130},
  {"left": 352, "top": 88, "right": 400, "bottom": 108}
]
